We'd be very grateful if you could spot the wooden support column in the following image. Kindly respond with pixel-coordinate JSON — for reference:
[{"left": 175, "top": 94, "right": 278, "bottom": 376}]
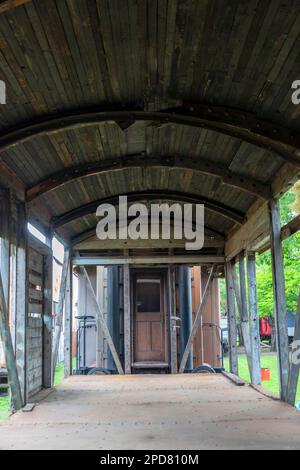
[
  {"left": 226, "top": 263, "right": 239, "bottom": 376},
  {"left": 287, "top": 293, "right": 300, "bottom": 406},
  {"left": 15, "top": 201, "right": 28, "bottom": 401},
  {"left": 81, "top": 267, "right": 124, "bottom": 375},
  {"left": 169, "top": 266, "right": 178, "bottom": 374},
  {"left": 64, "top": 259, "right": 73, "bottom": 378},
  {"left": 230, "top": 259, "right": 252, "bottom": 374},
  {"left": 179, "top": 265, "right": 216, "bottom": 374},
  {"left": 269, "top": 200, "right": 289, "bottom": 401},
  {"left": 123, "top": 264, "right": 131, "bottom": 374},
  {"left": 0, "top": 189, "right": 24, "bottom": 411},
  {"left": 0, "top": 271, "right": 23, "bottom": 410},
  {"left": 247, "top": 252, "right": 261, "bottom": 385},
  {"left": 0, "top": 188, "right": 10, "bottom": 312},
  {"left": 43, "top": 232, "right": 53, "bottom": 388},
  {"left": 52, "top": 248, "right": 70, "bottom": 381}
]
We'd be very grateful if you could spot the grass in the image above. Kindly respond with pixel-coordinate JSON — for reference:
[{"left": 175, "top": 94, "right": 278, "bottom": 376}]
[
  {"left": 0, "top": 362, "right": 68, "bottom": 423},
  {"left": 225, "top": 353, "right": 300, "bottom": 405},
  {"left": 0, "top": 395, "right": 9, "bottom": 422}
]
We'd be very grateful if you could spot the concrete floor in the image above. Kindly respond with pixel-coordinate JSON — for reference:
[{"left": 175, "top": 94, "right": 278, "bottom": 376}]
[{"left": 0, "top": 374, "right": 300, "bottom": 450}]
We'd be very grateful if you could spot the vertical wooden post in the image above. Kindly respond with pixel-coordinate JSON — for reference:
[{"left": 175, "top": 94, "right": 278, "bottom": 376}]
[
  {"left": 0, "top": 190, "right": 24, "bottom": 410},
  {"left": 52, "top": 248, "right": 70, "bottom": 381},
  {"left": 123, "top": 264, "right": 131, "bottom": 374},
  {"left": 230, "top": 260, "right": 252, "bottom": 373},
  {"left": 43, "top": 230, "right": 53, "bottom": 388},
  {"left": 15, "top": 201, "right": 28, "bottom": 401},
  {"left": 269, "top": 200, "right": 289, "bottom": 401},
  {"left": 238, "top": 254, "right": 248, "bottom": 323},
  {"left": 178, "top": 266, "right": 193, "bottom": 371},
  {"left": 168, "top": 266, "right": 178, "bottom": 374},
  {"left": 247, "top": 252, "right": 261, "bottom": 385},
  {"left": 0, "top": 271, "right": 23, "bottom": 410},
  {"left": 226, "top": 263, "right": 238, "bottom": 376},
  {"left": 64, "top": 259, "right": 73, "bottom": 378},
  {"left": 0, "top": 188, "right": 10, "bottom": 311}
]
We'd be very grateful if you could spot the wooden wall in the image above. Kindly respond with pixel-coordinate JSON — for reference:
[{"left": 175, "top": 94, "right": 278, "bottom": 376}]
[{"left": 27, "top": 248, "right": 44, "bottom": 397}]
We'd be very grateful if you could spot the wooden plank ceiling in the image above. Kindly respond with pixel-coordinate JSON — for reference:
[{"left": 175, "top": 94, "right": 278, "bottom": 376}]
[{"left": 0, "top": 0, "right": 299, "bottom": 247}]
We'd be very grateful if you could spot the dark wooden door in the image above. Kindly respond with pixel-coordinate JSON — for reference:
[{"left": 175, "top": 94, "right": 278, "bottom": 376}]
[{"left": 134, "top": 273, "right": 166, "bottom": 363}]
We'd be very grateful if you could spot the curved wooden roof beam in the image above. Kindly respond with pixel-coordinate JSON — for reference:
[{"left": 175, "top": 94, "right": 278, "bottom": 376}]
[
  {"left": 1, "top": 103, "right": 300, "bottom": 167},
  {"left": 0, "top": 1, "right": 31, "bottom": 14},
  {"left": 26, "top": 154, "right": 271, "bottom": 202},
  {"left": 51, "top": 190, "right": 246, "bottom": 229},
  {"left": 70, "top": 222, "right": 226, "bottom": 247}
]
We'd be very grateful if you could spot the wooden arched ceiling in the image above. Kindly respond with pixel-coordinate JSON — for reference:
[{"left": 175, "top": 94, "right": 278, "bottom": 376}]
[
  {"left": 26, "top": 154, "right": 271, "bottom": 202},
  {"left": 51, "top": 190, "right": 246, "bottom": 228},
  {"left": 0, "top": 0, "right": 300, "bottom": 242}
]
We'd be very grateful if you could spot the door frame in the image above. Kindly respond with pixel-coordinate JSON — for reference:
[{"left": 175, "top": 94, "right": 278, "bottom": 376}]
[{"left": 131, "top": 268, "right": 169, "bottom": 366}]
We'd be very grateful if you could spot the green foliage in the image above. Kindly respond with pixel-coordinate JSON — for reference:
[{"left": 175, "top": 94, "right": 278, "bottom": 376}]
[{"left": 256, "top": 188, "right": 300, "bottom": 317}]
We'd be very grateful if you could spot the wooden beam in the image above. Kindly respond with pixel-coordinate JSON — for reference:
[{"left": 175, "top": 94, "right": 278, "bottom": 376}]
[
  {"left": 1, "top": 104, "right": 300, "bottom": 167},
  {"left": 52, "top": 190, "right": 245, "bottom": 228},
  {"left": 281, "top": 215, "right": 300, "bottom": 242},
  {"left": 226, "top": 263, "right": 239, "bottom": 376},
  {"left": 52, "top": 249, "right": 70, "bottom": 381},
  {"left": 269, "top": 200, "right": 289, "bottom": 401},
  {"left": 81, "top": 267, "right": 124, "bottom": 374},
  {"left": 169, "top": 266, "right": 178, "bottom": 374},
  {"left": 71, "top": 225, "right": 225, "bottom": 247},
  {"left": 247, "top": 252, "right": 261, "bottom": 385},
  {"left": 72, "top": 256, "right": 225, "bottom": 266},
  {"left": 287, "top": 293, "right": 300, "bottom": 406},
  {"left": 64, "top": 260, "right": 73, "bottom": 378},
  {"left": 123, "top": 264, "right": 131, "bottom": 374},
  {"left": 26, "top": 154, "right": 271, "bottom": 202},
  {"left": 0, "top": 1, "right": 31, "bottom": 15},
  {"left": 179, "top": 265, "right": 216, "bottom": 373},
  {"left": 0, "top": 270, "right": 23, "bottom": 410}
]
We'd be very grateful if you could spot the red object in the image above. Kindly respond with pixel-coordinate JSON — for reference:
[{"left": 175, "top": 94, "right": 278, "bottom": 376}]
[
  {"left": 261, "top": 368, "right": 271, "bottom": 382},
  {"left": 260, "top": 317, "right": 272, "bottom": 337}
]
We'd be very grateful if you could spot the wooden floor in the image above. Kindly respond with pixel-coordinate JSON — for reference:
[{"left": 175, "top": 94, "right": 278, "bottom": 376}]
[{"left": 0, "top": 374, "right": 300, "bottom": 450}]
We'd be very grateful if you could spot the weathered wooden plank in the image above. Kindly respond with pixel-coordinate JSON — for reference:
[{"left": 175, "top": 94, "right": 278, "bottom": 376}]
[
  {"left": 226, "top": 263, "right": 239, "bottom": 376},
  {"left": 269, "top": 199, "right": 289, "bottom": 401},
  {"left": 81, "top": 266, "right": 124, "bottom": 375},
  {"left": 43, "top": 234, "right": 53, "bottom": 388},
  {"left": 28, "top": 303, "right": 43, "bottom": 314},
  {"left": 52, "top": 248, "right": 70, "bottom": 380},
  {"left": 179, "top": 265, "right": 217, "bottom": 374},
  {"left": 0, "top": 270, "right": 23, "bottom": 410},
  {"left": 123, "top": 264, "right": 131, "bottom": 374},
  {"left": 247, "top": 252, "right": 261, "bottom": 385},
  {"left": 169, "top": 266, "right": 178, "bottom": 374},
  {"left": 15, "top": 201, "right": 27, "bottom": 403},
  {"left": 64, "top": 260, "right": 72, "bottom": 379},
  {"left": 229, "top": 260, "right": 252, "bottom": 374}
]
